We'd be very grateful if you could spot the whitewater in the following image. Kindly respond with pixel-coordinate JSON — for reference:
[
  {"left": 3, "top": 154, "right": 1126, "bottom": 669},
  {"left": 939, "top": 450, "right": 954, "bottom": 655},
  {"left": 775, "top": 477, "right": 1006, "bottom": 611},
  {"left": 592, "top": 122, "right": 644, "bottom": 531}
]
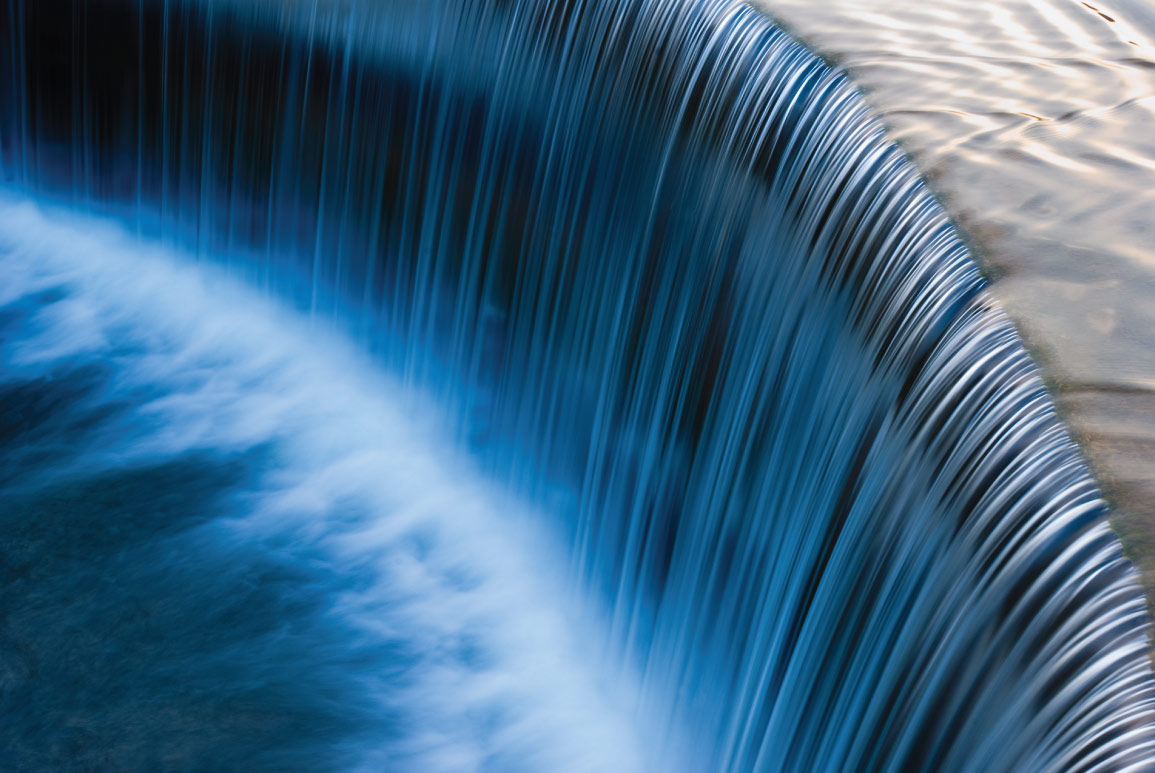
[{"left": 0, "top": 194, "right": 649, "bottom": 772}]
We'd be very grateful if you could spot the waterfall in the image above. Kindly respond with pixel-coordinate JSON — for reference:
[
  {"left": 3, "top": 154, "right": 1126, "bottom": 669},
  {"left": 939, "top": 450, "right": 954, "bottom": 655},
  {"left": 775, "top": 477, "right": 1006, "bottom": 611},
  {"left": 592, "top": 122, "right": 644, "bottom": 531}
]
[
  {"left": 2, "top": 0, "right": 1153, "bottom": 770},
  {"left": 0, "top": 196, "right": 647, "bottom": 771}
]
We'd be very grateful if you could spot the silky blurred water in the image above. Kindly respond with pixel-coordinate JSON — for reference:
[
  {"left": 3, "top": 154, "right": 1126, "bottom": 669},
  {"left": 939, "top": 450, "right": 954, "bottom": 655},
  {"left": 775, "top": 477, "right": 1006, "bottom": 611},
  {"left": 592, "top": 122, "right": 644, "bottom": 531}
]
[
  {"left": 757, "top": 0, "right": 1155, "bottom": 596},
  {"left": 0, "top": 196, "right": 647, "bottom": 771},
  {"left": 1, "top": 0, "right": 1154, "bottom": 770}
]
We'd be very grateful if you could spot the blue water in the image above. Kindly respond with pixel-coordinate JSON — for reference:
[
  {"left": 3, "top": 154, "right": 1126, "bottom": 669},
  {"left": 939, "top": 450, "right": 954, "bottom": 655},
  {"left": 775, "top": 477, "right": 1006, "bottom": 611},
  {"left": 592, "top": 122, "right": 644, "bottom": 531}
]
[
  {"left": 0, "top": 197, "right": 648, "bottom": 771},
  {"left": 1, "top": 0, "right": 1154, "bottom": 770}
]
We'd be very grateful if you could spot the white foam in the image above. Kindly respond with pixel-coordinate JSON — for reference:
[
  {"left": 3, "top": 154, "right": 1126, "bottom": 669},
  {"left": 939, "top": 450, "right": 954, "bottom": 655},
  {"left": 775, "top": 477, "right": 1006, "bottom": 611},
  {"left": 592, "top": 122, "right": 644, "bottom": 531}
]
[{"left": 0, "top": 191, "right": 649, "bottom": 772}]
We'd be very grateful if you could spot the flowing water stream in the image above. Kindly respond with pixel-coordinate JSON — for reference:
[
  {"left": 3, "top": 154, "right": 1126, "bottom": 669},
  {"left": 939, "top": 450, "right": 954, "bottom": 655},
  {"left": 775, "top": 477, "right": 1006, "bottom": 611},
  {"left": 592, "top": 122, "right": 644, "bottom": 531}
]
[{"left": 1, "top": 0, "right": 1153, "bottom": 770}]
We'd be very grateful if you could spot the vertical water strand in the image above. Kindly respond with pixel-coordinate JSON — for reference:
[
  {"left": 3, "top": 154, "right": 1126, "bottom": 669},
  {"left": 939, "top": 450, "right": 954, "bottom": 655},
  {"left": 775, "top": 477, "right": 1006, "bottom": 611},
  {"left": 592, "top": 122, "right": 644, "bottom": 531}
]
[{"left": 159, "top": 0, "right": 171, "bottom": 249}]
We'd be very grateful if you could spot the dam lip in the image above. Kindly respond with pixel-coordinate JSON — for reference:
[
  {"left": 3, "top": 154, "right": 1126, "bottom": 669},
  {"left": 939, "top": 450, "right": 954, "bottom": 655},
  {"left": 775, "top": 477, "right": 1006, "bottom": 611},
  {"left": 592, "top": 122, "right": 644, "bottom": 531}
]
[{"left": 750, "top": 0, "right": 1155, "bottom": 612}]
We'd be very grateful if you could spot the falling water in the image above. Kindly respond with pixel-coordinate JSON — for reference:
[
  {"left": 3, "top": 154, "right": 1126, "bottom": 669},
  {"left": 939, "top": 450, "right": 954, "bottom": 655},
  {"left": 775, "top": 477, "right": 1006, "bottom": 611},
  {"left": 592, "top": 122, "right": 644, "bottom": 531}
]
[
  {"left": 1, "top": 0, "right": 1153, "bottom": 770},
  {"left": 0, "top": 197, "right": 647, "bottom": 771}
]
